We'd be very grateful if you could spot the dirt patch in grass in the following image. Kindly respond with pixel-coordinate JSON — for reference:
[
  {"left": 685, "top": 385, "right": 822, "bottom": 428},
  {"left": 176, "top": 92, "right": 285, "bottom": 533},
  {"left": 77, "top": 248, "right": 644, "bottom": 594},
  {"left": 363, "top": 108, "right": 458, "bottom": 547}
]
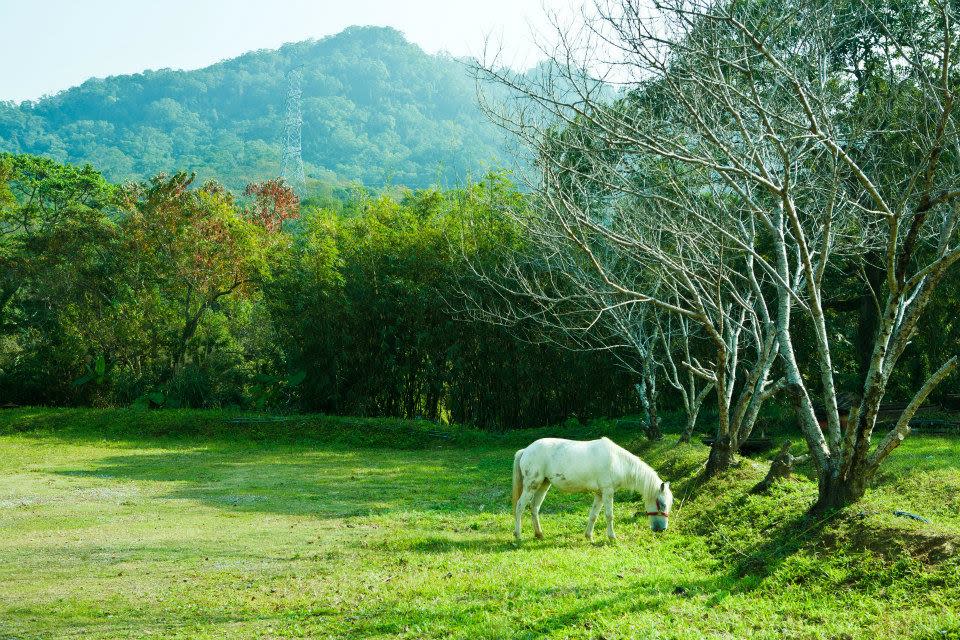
[{"left": 824, "top": 511, "right": 958, "bottom": 565}]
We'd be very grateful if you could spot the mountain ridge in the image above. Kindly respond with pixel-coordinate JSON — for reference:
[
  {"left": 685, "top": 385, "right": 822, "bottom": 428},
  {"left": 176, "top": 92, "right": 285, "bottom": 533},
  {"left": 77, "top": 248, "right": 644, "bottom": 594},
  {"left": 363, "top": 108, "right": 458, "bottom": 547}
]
[{"left": 0, "top": 26, "right": 512, "bottom": 191}]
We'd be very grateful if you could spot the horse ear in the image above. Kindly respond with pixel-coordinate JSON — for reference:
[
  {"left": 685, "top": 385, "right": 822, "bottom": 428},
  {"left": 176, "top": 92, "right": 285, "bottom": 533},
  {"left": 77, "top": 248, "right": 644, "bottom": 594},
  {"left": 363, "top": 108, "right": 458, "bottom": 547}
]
[{"left": 660, "top": 481, "right": 666, "bottom": 492}]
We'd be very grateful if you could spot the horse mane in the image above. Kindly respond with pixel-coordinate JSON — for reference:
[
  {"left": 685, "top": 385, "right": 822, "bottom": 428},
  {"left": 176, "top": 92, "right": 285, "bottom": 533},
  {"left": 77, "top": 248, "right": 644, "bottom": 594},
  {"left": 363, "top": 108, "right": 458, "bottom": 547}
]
[{"left": 610, "top": 441, "right": 662, "bottom": 499}]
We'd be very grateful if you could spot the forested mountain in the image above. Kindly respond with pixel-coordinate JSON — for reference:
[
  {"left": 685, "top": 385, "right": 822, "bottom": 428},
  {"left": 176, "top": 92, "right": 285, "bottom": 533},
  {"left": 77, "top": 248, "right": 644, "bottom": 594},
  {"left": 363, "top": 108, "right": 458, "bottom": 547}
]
[{"left": 0, "top": 26, "right": 511, "bottom": 191}]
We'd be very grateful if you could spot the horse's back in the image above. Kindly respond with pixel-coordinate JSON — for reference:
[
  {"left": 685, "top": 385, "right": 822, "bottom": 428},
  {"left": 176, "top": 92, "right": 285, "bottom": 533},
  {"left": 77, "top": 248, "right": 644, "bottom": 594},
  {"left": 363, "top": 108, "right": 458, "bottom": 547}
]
[
  {"left": 519, "top": 437, "right": 618, "bottom": 492},
  {"left": 520, "top": 436, "right": 608, "bottom": 462}
]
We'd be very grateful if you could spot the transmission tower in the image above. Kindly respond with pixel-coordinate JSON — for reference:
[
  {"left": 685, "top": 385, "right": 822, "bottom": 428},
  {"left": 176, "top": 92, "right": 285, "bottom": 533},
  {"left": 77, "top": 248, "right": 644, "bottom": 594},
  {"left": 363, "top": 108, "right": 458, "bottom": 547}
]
[{"left": 280, "top": 66, "right": 306, "bottom": 196}]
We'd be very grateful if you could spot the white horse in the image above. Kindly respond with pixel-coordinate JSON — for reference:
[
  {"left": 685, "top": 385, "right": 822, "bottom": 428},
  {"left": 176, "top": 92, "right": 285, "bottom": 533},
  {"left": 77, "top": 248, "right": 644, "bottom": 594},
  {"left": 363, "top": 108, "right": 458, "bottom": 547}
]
[{"left": 512, "top": 437, "right": 672, "bottom": 541}]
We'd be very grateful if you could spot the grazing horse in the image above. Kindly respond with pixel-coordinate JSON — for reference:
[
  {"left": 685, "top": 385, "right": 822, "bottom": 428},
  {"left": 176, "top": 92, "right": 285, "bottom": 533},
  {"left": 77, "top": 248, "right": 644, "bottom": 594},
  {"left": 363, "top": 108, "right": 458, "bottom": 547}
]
[{"left": 512, "top": 437, "right": 672, "bottom": 541}]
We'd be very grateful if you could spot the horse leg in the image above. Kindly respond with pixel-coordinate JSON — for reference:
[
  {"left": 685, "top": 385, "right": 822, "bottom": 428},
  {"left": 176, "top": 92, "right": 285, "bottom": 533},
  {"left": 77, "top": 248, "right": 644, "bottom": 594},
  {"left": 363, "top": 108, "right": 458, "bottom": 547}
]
[
  {"left": 531, "top": 482, "right": 551, "bottom": 539},
  {"left": 514, "top": 486, "right": 536, "bottom": 541},
  {"left": 602, "top": 489, "right": 616, "bottom": 541},
  {"left": 585, "top": 493, "right": 602, "bottom": 542}
]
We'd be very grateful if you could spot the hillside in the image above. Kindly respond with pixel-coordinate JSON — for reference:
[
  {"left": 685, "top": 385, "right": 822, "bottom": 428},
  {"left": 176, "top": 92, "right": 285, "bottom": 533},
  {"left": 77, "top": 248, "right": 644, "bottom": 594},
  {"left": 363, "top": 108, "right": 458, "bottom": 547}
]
[{"left": 0, "top": 26, "right": 511, "bottom": 191}]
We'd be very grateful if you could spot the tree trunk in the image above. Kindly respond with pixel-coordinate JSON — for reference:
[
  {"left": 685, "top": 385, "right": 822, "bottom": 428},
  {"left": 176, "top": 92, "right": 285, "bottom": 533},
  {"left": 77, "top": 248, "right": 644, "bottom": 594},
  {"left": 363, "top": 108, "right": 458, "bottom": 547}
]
[
  {"left": 704, "top": 433, "right": 733, "bottom": 478},
  {"left": 678, "top": 382, "right": 712, "bottom": 444},
  {"left": 635, "top": 375, "right": 662, "bottom": 441},
  {"left": 811, "top": 469, "right": 868, "bottom": 514},
  {"left": 678, "top": 411, "right": 697, "bottom": 444},
  {"left": 647, "top": 397, "right": 662, "bottom": 440},
  {"left": 855, "top": 255, "right": 884, "bottom": 386},
  {"left": 172, "top": 309, "right": 205, "bottom": 375}
]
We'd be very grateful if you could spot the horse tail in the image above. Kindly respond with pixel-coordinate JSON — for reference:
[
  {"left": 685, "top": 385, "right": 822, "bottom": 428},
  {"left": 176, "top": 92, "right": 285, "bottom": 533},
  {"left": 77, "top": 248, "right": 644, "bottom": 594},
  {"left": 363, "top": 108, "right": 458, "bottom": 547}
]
[{"left": 512, "top": 449, "right": 524, "bottom": 508}]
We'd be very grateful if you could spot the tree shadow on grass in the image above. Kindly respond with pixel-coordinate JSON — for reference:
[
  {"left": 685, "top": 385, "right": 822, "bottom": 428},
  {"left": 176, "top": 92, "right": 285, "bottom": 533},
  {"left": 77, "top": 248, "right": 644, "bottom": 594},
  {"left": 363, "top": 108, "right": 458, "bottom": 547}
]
[
  {"left": 0, "top": 407, "right": 490, "bottom": 452},
  {"left": 729, "top": 513, "right": 832, "bottom": 581},
  {"left": 347, "top": 572, "right": 728, "bottom": 639},
  {"left": 5, "top": 606, "right": 344, "bottom": 640},
  {"left": 389, "top": 530, "right": 611, "bottom": 555},
  {"left": 51, "top": 444, "right": 596, "bottom": 524},
  {"left": 522, "top": 575, "right": 727, "bottom": 638},
  {"left": 397, "top": 535, "right": 521, "bottom": 554}
]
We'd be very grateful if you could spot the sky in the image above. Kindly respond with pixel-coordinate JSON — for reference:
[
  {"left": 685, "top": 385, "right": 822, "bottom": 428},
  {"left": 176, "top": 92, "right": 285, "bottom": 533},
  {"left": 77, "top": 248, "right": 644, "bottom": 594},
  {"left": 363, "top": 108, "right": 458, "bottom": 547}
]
[{"left": 0, "top": 0, "right": 578, "bottom": 103}]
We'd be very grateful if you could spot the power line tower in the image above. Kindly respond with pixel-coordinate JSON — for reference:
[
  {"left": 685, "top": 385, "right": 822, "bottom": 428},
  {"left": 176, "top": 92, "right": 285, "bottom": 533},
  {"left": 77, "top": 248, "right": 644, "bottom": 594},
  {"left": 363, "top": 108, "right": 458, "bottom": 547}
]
[{"left": 279, "top": 66, "right": 306, "bottom": 196}]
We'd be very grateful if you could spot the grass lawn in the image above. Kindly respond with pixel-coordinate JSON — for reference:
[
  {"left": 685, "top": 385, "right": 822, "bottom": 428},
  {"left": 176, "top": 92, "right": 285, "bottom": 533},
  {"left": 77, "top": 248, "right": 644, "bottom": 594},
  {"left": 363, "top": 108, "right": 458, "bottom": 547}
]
[{"left": 0, "top": 409, "right": 958, "bottom": 639}]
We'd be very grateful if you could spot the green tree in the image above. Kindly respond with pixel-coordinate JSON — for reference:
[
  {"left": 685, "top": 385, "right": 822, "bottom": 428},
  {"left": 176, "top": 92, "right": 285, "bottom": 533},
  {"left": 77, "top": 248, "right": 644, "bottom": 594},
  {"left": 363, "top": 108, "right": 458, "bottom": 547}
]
[{"left": 120, "top": 173, "right": 269, "bottom": 380}]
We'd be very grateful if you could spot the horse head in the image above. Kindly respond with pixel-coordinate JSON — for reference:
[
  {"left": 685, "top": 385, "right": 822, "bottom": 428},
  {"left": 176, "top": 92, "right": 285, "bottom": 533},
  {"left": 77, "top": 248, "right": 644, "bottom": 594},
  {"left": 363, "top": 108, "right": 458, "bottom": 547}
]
[{"left": 646, "top": 481, "right": 672, "bottom": 532}]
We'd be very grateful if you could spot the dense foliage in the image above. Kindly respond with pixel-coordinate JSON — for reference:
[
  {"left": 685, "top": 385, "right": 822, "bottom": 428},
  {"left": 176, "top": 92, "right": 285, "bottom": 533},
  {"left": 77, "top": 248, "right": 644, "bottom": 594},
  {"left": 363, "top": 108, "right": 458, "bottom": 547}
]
[
  {"left": 0, "top": 154, "right": 637, "bottom": 428},
  {"left": 0, "top": 27, "right": 510, "bottom": 193},
  {"left": 2, "top": 149, "right": 957, "bottom": 433}
]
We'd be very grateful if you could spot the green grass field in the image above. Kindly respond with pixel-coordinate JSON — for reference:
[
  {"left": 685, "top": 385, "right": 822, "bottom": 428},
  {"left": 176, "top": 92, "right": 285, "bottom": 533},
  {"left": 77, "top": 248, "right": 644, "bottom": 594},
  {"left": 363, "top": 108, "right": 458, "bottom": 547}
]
[{"left": 1, "top": 409, "right": 958, "bottom": 639}]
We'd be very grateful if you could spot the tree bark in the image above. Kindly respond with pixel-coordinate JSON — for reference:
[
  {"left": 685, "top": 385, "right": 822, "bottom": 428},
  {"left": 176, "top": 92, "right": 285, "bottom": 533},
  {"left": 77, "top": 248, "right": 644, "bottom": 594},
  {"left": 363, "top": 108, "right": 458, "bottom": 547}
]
[
  {"left": 647, "top": 395, "right": 662, "bottom": 440},
  {"left": 678, "top": 410, "right": 697, "bottom": 443},
  {"left": 704, "top": 433, "right": 733, "bottom": 478},
  {"left": 811, "top": 470, "right": 868, "bottom": 514},
  {"left": 637, "top": 377, "right": 662, "bottom": 440},
  {"left": 855, "top": 256, "right": 884, "bottom": 385},
  {"left": 752, "top": 442, "right": 809, "bottom": 494},
  {"left": 173, "top": 310, "right": 203, "bottom": 374}
]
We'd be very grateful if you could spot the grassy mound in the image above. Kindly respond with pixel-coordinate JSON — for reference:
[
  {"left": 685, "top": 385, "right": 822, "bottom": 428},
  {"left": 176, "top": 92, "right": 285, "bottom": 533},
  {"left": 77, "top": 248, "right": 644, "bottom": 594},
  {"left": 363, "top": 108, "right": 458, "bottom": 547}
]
[{"left": 624, "top": 435, "right": 960, "bottom": 637}]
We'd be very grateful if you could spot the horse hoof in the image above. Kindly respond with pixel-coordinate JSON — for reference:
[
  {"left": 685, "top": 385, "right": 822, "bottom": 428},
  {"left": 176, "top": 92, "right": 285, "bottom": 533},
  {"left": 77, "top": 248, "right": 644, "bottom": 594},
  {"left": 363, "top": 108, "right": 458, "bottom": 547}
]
[{"left": 534, "top": 532, "right": 544, "bottom": 540}]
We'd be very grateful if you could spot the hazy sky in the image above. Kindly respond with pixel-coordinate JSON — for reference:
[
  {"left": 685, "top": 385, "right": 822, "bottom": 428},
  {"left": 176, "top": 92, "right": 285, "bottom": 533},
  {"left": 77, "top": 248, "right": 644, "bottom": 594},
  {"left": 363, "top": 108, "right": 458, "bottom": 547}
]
[{"left": 0, "top": 0, "right": 577, "bottom": 103}]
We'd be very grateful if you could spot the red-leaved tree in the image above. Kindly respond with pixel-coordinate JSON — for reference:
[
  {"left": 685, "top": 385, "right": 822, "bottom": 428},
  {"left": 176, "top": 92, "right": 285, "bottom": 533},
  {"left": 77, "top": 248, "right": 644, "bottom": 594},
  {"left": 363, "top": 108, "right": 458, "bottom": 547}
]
[{"left": 244, "top": 178, "right": 300, "bottom": 233}]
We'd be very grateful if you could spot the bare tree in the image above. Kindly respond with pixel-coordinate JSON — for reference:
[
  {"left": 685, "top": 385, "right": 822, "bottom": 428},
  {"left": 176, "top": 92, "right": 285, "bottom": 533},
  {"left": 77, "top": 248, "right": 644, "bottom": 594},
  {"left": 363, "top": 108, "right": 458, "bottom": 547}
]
[
  {"left": 463, "top": 69, "right": 786, "bottom": 473},
  {"left": 455, "top": 226, "right": 670, "bottom": 439},
  {"left": 657, "top": 310, "right": 715, "bottom": 443},
  {"left": 476, "top": 0, "right": 960, "bottom": 509}
]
